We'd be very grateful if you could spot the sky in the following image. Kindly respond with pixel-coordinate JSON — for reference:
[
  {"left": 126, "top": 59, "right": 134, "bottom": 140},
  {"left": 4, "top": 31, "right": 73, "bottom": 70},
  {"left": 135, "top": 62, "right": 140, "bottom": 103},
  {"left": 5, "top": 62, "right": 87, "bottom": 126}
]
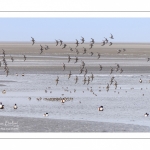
[{"left": 0, "top": 18, "right": 150, "bottom": 43}]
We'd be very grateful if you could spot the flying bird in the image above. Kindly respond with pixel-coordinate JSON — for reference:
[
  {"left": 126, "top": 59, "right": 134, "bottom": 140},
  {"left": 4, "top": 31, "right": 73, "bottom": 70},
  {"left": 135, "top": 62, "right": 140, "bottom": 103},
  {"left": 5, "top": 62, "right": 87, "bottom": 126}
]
[
  {"left": 109, "top": 42, "right": 113, "bottom": 46},
  {"left": 75, "top": 39, "right": 79, "bottom": 47},
  {"left": 74, "top": 56, "right": 78, "bottom": 63},
  {"left": 40, "top": 45, "right": 44, "bottom": 54},
  {"left": 67, "top": 55, "right": 71, "bottom": 63},
  {"left": 55, "top": 40, "right": 59, "bottom": 46},
  {"left": 89, "top": 43, "right": 93, "bottom": 49},
  {"left": 59, "top": 40, "right": 63, "bottom": 46},
  {"left": 23, "top": 55, "right": 26, "bottom": 61},
  {"left": 81, "top": 36, "right": 85, "bottom": 44},
  {"left": 97, "top": 53, "right": 101, "bottom": 59},
  {"left": 110, "top": 34, "right": 114, "bottom": 39},
  {"left": 91, "top": 38, "right": 95, "bottom": 44},
  {"left": 68, "top": 71, "right": 72, "bottom": 79},
  {"left": 31, "top": 37, "right": 35, "bottom": 45},
  {"left": 56, "top": 76, "right": 59, "bottom": 85},
  {"left": 99, "top": 65, "right": 102, "bottom": 71},
  {"left": 75, "top": 76, "right": 78, "bottom": 84},
  {"left": 62, "top": 63, "right": 65, "bottom": 71},
  {"left": 62, "top": 44, "right": 67, "bottom": 49},
  {"left": 101, "top": 40, "right": 105, "bottom": 46}
]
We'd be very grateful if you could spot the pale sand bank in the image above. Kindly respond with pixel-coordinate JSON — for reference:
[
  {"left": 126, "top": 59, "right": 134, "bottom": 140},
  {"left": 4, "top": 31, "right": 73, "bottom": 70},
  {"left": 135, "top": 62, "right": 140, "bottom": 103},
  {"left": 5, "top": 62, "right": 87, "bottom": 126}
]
[{"left": 0, "top": 116, "right": 150, "bottom": 132}]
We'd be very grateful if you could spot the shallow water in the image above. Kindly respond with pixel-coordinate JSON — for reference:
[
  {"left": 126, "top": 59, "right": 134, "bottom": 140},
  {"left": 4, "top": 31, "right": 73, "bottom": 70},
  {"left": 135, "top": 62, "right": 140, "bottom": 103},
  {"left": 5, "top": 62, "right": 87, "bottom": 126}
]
[{"left": 0, "top": 43, "right": 150, "bottom": 129}]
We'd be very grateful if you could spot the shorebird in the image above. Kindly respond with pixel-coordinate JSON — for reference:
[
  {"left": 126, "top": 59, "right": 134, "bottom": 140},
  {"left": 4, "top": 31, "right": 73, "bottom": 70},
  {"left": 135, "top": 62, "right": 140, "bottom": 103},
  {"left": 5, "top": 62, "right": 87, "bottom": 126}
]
[
  {"left": 109, "top": 42, "right": 113, "bottom": 46},
  {"left": 99, "top": 65, "right": 102, "bottom": 71},
  {"left": 23, "top": 55, "right": 26, "bottom": 61},
  {"left": 81, "top": 60, "right": 85, "bottom": 68},
  {"left": 110, "top": 67, "right": 114, "bottom": 74},
  {"left": 67, "top": 55, "right": 71, "bottom": 63},
  {"left": 83, "top": 76, "right": 87, "bottom": 85},
  {"left": 101, "top": 40, "right": 105, "bottom": 46},
  {"left": 114, "top": 81, "right": 117, "bottom": 89},
  {"left": 56, "top": 76, "right": 59, "bottom": 85},
  {"left": 59, "top": 40, "right": 63, "bottom": 46},
  {"left": 2, "top": 90, "right": 6, "bottom": 94},
  {"left": 83, "top": 47, "right": 87, "bottom": 54},
  {"left": 10, "top": 55, "right": 14, "bottom": 62},
  {"left": 75, "top": 76, "right": 78, "bottom": 84},
  {"left": 89, "top": 43, "right": 93, "bottom": 49},
  {"left": 13, "top": 104, "right": 18, "bottom": 109},
  {"left": 87, "top": 76, "right": 90, "bottom": 85},
  {"left": 79, "top": 67, "right": 84, "bottom": 74},
  {"left": 90, "top": 52, "right": 94, "bottom": 56},
  {"left": 61, "top": 98, "right": 65, "bottom": 103},
  {"left": 81, "top": 36, "right": 85, "bottom": 44},
  {"left": 31, "top": 37, "right": 35, "bottom": 45},
  {"left": 6, "top": 69, "right": 9, "bottom": 77},
  {"left": 91, "top": 72, "right": 94, "bottom": 81},
  {"left": 2, "top": 49, "right": 5, "bottom": 57},
  {"left": 75, "top": 39, "right": 79, "bottom": 47},
  {"left": 28, "top": 97, "right": 31, "bottom": 100},
  {"left": 16, "top": 73, "right": 18, "bottom": 76},
  {"left": 120, "top": 68, "right": 123, "bottom": 74},
  {"left": 98, "top": 106, "right": 104, "bottom": 111},
  {"left": 62, "top": 63, "right": 65, "bottom": 71},
  {"left": 147, "top": 58, "right": 150, "bottom": 62},
  {"left": 69, "top": 47, "right": 73, "bottom": 52},
  {"left": 139, "top": 78, "right": 142, "bottom": 83},
  {"left": 104, "top": 37, "right": 108, "bottom": 44},
  {"left": 106, "top": 83, "right": 109, "bottom": 92},
  {"left": 144, "top": 113, "right": 149, "bottom": 117},
  {"left": 84, "top": 67, "right": 88, "bottom": 76},
  {"left": 97, "top": 53, "right": 101, "bottom": 59},
  {"left": 22, "top": 73, "right": 24, "bottom": 76},
  {"left": 118, "top": 50, "right": 121, "bottom": 54},
  {"left": 74, "top": 56, "right": 78, "bottom": 63},
  {"left": 43, "top": 113, "right": 49, "bottom": 117},
  {"left": 40, "top": 45, "right": 44, "bottom": 54},
  {"left": 0, "top": 104, "right": 4, "bottom": 109},
  {"left": 75, "top": 48, "right": 79, "bottom": 55},
  {"left": 110, "top": 34, "right": 114, "bottom": 39},
  {"left": 123, "top": 49, "right": 126, "bottom": 52},
  {"left": 68, "top": 71, "right": 72, "bottom": 79},
  {"left": 62, "top": 44, "right": 67, "bottom": 49},
  {"left": 55, "top": 40, "right": 59, "bottom": 46},
  {"left": 0, "top": 102, "right": 3, "bottom": 109},
  {"left": 91, "top": 38, "right": 95, "bottom": 44},
  {"left": 45, "top": 45, "right": 49, "bottom": 50}
]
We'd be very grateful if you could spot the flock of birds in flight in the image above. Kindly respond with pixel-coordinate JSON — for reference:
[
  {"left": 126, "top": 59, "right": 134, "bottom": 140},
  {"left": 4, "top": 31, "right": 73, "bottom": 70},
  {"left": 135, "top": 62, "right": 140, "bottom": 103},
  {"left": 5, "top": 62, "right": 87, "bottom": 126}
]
[{"left": 0, "top": 33, "right": 149, "bottom": 118}]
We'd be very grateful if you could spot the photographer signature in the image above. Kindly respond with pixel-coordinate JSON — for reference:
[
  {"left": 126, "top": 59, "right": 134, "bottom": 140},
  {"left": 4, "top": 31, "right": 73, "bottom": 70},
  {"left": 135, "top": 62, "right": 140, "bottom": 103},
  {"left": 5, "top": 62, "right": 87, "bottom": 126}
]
[{"left": 0, "top": 120, "right": 19, "bottom": 127}]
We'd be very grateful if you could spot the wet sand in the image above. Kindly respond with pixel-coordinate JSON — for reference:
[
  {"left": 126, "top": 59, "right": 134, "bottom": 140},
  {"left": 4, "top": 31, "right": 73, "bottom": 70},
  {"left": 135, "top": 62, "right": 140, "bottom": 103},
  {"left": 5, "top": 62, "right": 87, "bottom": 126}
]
[
  {"left": 0, "top": 116, "right": 150, "bottom": 132},
  {"left": 0, "top": 42, "right": 150, "bottom": 132}
]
